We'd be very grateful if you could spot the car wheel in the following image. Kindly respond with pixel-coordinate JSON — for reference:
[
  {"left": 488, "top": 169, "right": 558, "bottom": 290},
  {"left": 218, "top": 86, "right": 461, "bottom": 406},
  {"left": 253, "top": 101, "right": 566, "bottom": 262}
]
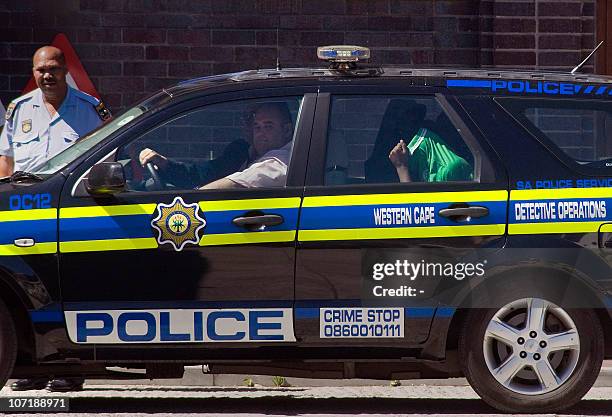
[
  {"left": 459, "top": 297, "right": 604, "bottom": 413},
  {"left": 0, "top": 296, "right": 17, "bottom": 389}
]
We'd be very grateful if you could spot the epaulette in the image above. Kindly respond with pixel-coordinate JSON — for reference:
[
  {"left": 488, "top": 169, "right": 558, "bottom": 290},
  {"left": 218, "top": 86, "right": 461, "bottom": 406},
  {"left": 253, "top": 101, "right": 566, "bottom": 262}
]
[
  {"left": 72, "top": 89, "right": 112, "bottom": 122},
  {"left": 95, "top": 101, "right": 112, "bottom": 121},
  {"left": 5, "top": 102, "right": 15, "bottom": 121},
  {"left": 4, "top": 91, "right": 36, "bottom": 122}
]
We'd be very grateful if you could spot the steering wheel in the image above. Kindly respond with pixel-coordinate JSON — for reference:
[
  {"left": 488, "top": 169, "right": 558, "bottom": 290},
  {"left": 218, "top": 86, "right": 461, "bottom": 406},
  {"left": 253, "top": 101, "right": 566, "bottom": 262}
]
[{"left": 145, "top": 162, "right": 163, "bottom": 190}]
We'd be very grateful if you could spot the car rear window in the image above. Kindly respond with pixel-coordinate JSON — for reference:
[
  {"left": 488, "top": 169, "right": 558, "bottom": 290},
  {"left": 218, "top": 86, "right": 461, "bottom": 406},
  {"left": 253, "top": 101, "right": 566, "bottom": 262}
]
[{"left": 496, "top": 97, "right": 612, "bottom": 170}]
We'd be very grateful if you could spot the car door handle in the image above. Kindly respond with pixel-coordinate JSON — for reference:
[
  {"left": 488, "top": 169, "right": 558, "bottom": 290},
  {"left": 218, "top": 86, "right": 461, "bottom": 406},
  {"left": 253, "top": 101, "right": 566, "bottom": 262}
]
[
  {"left": 438, "top": 205, "right": 489, "bottom": 222},
  {"left": 232, "top": 214, "right": 284, "bottom": 231}
]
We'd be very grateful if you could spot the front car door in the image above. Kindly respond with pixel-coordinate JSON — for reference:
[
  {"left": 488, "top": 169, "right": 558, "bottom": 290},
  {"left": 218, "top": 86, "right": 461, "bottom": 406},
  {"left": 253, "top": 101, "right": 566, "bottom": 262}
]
[{"left": 58, "top": 87, "right": 315, "bottom": 359}]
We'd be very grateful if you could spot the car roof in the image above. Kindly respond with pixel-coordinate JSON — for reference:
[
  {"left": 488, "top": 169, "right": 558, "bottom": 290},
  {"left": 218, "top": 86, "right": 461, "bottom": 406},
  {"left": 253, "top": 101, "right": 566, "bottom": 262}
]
[{"left": 166, "top": 66, "right": 612, "bottom": 98}]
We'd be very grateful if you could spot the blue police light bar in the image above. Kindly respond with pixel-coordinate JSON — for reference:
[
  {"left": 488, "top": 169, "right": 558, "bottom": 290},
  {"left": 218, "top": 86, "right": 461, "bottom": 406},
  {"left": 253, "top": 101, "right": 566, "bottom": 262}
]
[{"left": 317, "top": 45, "right": 370, "bottom": 63}]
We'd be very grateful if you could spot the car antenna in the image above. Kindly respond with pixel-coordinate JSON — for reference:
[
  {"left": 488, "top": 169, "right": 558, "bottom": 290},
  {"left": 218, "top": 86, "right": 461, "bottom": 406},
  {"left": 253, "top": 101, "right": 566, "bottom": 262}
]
[
  {"left": 276, "top": 27, "right": 281, "bottom": 71},
  {"left": 570, "top": 40, "right": 604, "bottom": 74}
]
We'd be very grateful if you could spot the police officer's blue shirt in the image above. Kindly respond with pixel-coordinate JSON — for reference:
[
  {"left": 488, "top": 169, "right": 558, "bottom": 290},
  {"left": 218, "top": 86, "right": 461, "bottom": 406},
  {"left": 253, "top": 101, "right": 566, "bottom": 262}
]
[{"left": 0, "top": 86, "right": 103, "bottom": 172}]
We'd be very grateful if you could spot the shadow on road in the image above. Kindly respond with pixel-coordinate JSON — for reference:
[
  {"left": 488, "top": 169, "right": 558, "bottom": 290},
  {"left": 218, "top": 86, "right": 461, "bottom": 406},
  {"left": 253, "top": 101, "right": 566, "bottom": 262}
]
[{"left": 58, "top": 396, "right": 612, "bottom": 415}]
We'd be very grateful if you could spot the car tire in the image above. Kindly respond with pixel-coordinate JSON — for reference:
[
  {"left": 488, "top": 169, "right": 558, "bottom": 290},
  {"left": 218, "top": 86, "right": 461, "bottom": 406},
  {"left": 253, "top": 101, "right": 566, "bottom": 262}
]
[
  {"left": 0, "top": 296, "right": 17, "bottom": 389},
  {"left": 459, "top": 298, "right": 604, "bottom": 413}
]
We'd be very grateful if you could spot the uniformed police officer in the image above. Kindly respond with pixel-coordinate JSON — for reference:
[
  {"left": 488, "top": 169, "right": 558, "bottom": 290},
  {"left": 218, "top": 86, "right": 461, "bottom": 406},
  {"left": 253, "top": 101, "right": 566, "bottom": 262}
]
[
  {"left": 0, "top": 99, "right": 5, "bottom": 134},
  {"left": 3, "top": 46, "right": 109, "bottom": 392},
  {"left": 0, "top": 46, "right": 110, "bottom": 177}
]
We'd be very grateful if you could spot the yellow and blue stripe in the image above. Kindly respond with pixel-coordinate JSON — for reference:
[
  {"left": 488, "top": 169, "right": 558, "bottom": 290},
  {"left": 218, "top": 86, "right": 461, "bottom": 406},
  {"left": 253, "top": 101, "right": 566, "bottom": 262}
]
[
  {"left": 509, "top": 188, "right": 612, "bottom": 235},
  {"left": 298, "top": 190, "right": 508, "bottom": 241},
  {"left": 0, "top": 208, "right": 57, "bottom": 256},
  {"left": 59, "top": 198, "right": 301, "bottom": 253}
]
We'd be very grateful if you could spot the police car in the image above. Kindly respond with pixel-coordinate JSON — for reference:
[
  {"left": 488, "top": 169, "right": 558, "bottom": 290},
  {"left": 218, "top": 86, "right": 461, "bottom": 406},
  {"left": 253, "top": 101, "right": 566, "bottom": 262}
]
[{"left": 1, "top": 45, "right": 611, "bottom": 413}]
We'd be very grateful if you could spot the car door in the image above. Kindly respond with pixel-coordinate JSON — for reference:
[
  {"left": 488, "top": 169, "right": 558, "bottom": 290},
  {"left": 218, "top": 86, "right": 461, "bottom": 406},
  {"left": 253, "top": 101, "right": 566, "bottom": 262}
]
[
  {"left": 294, "top": 84, "right": 509, "bottom": 349},
  {"left": 58, "top": 89, "right": 316, "bottom": 358}
]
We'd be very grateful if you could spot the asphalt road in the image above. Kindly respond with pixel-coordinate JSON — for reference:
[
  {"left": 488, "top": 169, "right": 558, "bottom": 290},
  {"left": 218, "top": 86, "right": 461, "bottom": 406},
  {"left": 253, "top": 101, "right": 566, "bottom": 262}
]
[{"left": 1, "top": 385, "right": 612, "bottom": 416}]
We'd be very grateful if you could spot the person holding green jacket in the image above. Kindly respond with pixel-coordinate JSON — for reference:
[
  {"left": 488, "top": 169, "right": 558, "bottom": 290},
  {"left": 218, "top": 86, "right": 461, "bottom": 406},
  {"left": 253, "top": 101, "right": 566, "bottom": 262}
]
[{"left": 388, "top": 127, "right": 473, "bottom": 183}]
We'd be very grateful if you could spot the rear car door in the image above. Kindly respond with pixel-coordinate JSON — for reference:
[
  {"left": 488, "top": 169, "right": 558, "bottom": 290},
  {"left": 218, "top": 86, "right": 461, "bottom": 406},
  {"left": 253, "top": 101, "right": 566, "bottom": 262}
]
[
  {"left": 58, "top": 88, "right": 315, "bottom": 358},
  {"left": 295, "top": 83, "right": 509, "bottom": 350}
]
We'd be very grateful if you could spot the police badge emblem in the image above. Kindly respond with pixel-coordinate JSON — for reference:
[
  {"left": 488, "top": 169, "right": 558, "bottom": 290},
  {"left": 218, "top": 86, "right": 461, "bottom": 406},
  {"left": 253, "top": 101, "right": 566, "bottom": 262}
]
[
  {"left": 151, "top": 196, "right": 206, "bottom": 251},
  {"left": 22, "top": 119, "right": 32, "bottom": 133}
]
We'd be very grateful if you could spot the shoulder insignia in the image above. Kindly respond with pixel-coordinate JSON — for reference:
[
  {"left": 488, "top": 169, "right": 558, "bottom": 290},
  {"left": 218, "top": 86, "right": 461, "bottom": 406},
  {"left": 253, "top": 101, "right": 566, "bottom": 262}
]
[
  {"left": 95, "top": 101, "right": 112, "bottom": 121},
  {"left": 5, "top": 102, "right": 15, "bottom": 121}
]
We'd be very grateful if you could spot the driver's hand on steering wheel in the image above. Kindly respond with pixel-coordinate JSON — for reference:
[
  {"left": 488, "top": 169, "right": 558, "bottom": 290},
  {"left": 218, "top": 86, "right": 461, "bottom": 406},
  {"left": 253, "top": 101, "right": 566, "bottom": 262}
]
[{"left": 139, "top": 148, "right": 169, "bottom": 170}]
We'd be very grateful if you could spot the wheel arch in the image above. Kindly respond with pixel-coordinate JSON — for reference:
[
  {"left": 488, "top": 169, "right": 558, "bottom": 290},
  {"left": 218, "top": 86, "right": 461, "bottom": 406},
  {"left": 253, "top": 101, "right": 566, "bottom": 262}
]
[{"left": 0, "top": 271, "right": 37, "bottom": 364}]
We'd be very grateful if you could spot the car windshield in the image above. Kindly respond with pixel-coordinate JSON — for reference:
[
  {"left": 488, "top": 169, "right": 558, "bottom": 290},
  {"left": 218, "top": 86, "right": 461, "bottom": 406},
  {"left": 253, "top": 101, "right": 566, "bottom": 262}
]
[{"left": 33, "top": 106, "right": 146, "bottom": 175}]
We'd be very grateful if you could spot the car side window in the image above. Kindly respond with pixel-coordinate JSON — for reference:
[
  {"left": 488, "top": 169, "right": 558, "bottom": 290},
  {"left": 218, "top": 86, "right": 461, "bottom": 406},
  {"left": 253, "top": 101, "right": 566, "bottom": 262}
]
[
  {"left": 497, "top": 98, "right": 612, "bottom": 170},
  {"left": 118, "top": 97, "right": 303, "bottom": 191},
  {"left": 324, "top": 95, "right": 476, "bottom": 186}
]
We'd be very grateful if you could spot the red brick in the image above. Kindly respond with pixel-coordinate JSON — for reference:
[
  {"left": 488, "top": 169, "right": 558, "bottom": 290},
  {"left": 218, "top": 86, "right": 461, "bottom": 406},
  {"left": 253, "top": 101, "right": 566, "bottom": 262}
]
[
  {"left": 212, "top": 62, "right": 250, "bottom": 74},
  {"left": 0, "top": 28, "right": 32, "bottom": 42},
  {"left": 480, "top": 34, "right": 494, "bottom": 49},
  {"left": 494, "top": 2, "right": 535, "bottom": 16},
  {"left": 191, "top": 47, "right": 235, "bottom": 62},
  {"left": 123, "top": 62, "right": 168, "bottom": 76},
  {"left": 233, "top": 16, "right": 280, "bottom": 30},
  {"left": 539, "top": 19, "right": 582, "bottom": 34},
  {"left": 347, "top": 0, "right": 391, "bottom": 15},
  {"left": 73, "top": 44, "right": 103, "bottom": 59},
  {"left": 301, "top": 0, "right": 345, "bottom": 14},
  {"left": 168, "top": 30, "right": 211, "bottom": 46},
  {"left": 168, "top": 62, "right": 213, "bottom": 77},
  {"left": 100, "top": 76, "right": 145, "bottom": 93},
  {"left": 478, "top": 17, "right": 494, "bottom": 32},
  {"left": 211, "top": 30, "right": 255, "bottom": 45},
  {"left": 458, "top": 17, "right": 479, "bottom": 32},
  {"left": 435, "top": 0, "right": 479, "bottom": 16},
  {"left": 582, "top": 18, "right": 594, "bottom": 34},
  {"left": 145, "top": 13, "right": 194, "bottom": 28},
  {"left": 146, "top": 46, "right": 189, "bottom": 60},
  {"left": 9, "top": 44, "right": 39, "bottom": 59},
  {"left": 101, "top": 13, "right": 146, "bottom": 27},
  {"left": 434, "top": 49, "right": 479, "bottom": 65},
  {"left": 539, "top": 35, "right": 581, "bottom": 50},
  {"left": 83, "top": 61, "right": 122, "bottom": 76},
  {"left": 494, "top": 18, "right": 536, "bottom": 33},
  {"left": 10, "top": 12, "right": 52, "bottom": 27},
  {"left": 411, "top": 49, "right": 434, "bottom": 65},
  {"left": 280, "top": 15, "right": 325, "bottom": 30},
  {"left": 235, "top": 47, "right": 277, "bottom": 65},
  {"left": 539, "top": 51, "right": 581, "bottom": 66},
  {"left": 256, "top": 30, "right": 278, "bottom": 46},
  {"left": 0, "top": 60, "right": 31, "bottom": 75},
  {"left": 256, "top": 0, "right": 300, "bottom": 14},
  {"left": 123, "top": 28, "right": 166, "bottom": 44},
  {"left": 345, "top": 32, "right": 390, "bottom": 47},
  {"left": 389, "top": 0, "right": 431, "bottom": 15},
  {"left": 163, "top": 0, "right": 212, "bottom": 13},
  {"left": 299, "top": 31, "right": 344, "bottom": 46},
  {"left": 212, "top": 0, "right": 257, "bottom": 14},
  {"left": 77, "top": 28, "right": 122, "bottom": 43},
  {"left": 493, "top": 51, "right": 536, "bottom": 66},
  {"left": 494, "top": 34, "right": 535, "bottom": 49},
  {"left": 101, "top": 45, "right": 145, "bottom": 60},
  {"left": 56, "top": 12, "right": 101, "bottom": 27},
  {"left": 538, "top": 2, "right": 583, "bottom": 17}
]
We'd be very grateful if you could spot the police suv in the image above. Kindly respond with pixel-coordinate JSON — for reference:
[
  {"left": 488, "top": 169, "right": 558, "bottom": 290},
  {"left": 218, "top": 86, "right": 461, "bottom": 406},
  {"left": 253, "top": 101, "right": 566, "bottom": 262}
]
[{"left": 1, "top": 46, "right": 612, "bottom": 413}]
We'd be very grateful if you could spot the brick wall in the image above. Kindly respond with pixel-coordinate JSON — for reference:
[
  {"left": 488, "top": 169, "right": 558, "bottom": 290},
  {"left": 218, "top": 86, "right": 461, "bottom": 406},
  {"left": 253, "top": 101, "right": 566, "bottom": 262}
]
[{"left": 0, "top": 0, "right": 597, "bottom": 113}]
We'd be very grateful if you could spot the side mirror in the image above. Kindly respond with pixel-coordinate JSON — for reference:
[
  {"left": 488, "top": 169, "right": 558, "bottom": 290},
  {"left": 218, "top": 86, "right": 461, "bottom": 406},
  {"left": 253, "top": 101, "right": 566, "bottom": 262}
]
[{"left": 85, "top": 162, "right": 126, "bottom": 195}]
